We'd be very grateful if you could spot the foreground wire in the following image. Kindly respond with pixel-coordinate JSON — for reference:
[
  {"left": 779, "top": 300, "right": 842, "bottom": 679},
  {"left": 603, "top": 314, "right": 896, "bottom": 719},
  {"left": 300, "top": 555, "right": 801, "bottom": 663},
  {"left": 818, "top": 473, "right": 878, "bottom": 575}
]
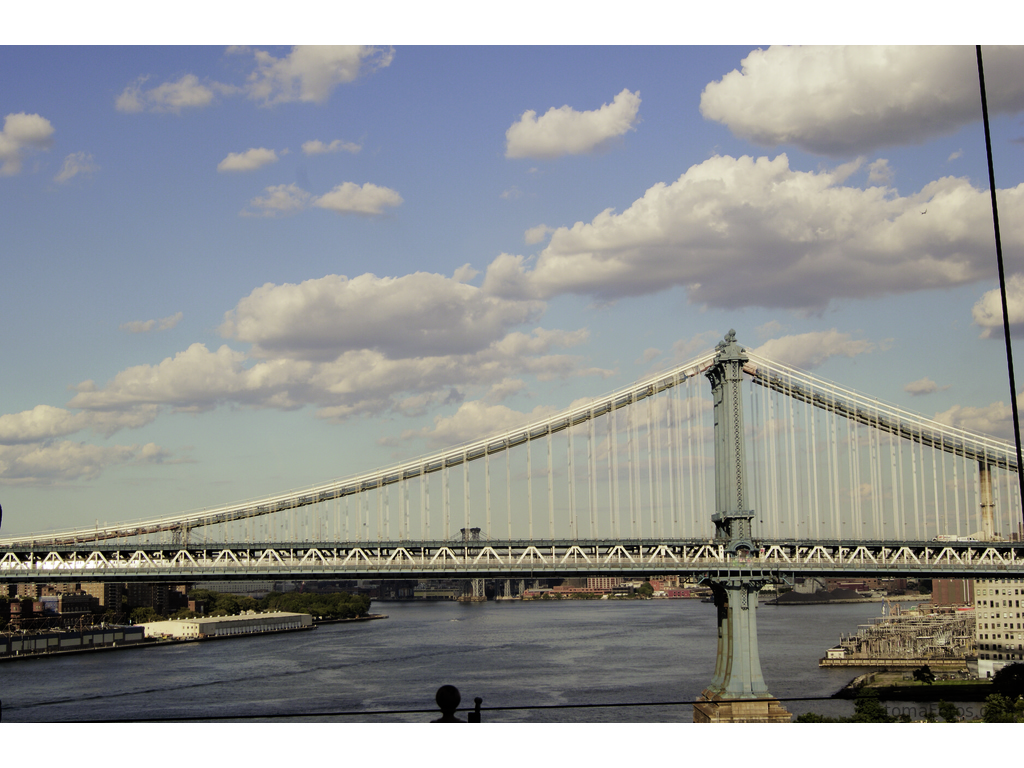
[{"left": 76, "top": 695, "right": 844, "bottom": 722}]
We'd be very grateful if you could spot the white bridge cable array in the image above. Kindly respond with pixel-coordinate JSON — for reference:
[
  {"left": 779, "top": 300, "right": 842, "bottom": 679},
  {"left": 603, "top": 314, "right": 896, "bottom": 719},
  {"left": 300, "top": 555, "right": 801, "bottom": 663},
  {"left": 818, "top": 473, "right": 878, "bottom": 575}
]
[
  {"left": 745, "top": 354, "right": 1020, "bottom": 544},
  {"left": 1, "top": 350, "right": 720, "bottom": 547},
  {"left": 3, "top": 346, "right": 1019, "bottom": 548}
]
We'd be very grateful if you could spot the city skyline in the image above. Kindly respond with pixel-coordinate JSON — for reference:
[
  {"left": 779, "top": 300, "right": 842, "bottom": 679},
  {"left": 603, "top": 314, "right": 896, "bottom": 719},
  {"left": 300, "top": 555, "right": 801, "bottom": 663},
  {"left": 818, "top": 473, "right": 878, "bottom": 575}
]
[{"left": 3, "top": 42, "right": 1024, "bottom": 536}]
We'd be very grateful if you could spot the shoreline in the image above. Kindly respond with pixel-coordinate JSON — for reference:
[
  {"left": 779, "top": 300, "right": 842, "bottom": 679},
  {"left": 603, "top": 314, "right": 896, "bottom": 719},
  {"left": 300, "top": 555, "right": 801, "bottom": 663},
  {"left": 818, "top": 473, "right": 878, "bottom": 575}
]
[
  {"left": 834, "top": 670, "right": 993, "bottom": 702},
  {"left": 768, "top": 594, "right": 928, "bottom": 607},
  {"left": 0, "top": 613, "right": 386, "bottom": 663}
]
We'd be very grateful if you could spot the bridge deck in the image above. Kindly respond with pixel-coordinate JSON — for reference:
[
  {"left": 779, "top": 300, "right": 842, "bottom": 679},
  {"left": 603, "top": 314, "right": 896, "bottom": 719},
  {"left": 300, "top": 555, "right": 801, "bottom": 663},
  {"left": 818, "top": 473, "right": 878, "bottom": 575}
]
[{"left": 3, "top": 538, "right": 1022, "bottom": 582}]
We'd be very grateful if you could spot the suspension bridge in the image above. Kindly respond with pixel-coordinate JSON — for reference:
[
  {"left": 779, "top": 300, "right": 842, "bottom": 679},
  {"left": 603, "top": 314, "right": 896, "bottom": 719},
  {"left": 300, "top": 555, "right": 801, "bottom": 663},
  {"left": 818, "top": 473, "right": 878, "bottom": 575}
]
[{"left": 3, "top": 331, "right": 1022, "bottom": 721}]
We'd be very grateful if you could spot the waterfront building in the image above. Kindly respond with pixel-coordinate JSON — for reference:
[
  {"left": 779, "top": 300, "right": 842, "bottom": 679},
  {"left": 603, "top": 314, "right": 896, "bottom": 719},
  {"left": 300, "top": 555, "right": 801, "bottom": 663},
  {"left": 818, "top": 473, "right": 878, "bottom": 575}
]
[
  {"left": 197, "top": 580, "right": 283, "bottom": 597},
  {"left": 0, "top": 625, "right": 146, "bottom": 657},
  {"left": 932, "top": 579, "right": 975, "bottom": 607},
  {"left": 975, "top": 578, "right": 1024, "bottom": 677},
  {"left": 80, "top": 582, "right": 123, "bottom": 609},
  {"left": 141, "top": 610, "right": 313, "bottom": 640},
  {"left": 587, "top": 576, "right": 623, "bottom": 590},
  {"left": 126, "top": 583, "right": 171, "bottom": 615}
]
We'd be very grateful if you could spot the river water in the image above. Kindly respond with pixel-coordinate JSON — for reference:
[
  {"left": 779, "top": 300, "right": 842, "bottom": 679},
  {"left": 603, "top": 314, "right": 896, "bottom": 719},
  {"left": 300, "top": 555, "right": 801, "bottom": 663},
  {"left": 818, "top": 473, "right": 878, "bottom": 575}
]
[{"left": 2, "top": 599, "right": 907, "bottom": 723}]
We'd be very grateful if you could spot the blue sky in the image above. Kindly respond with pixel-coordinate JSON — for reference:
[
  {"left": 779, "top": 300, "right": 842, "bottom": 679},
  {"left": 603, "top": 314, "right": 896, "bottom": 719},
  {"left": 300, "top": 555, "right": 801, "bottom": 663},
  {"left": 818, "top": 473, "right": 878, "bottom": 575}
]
[{"left": 3, "top": 42, "right": 1024, "bottom": 536}]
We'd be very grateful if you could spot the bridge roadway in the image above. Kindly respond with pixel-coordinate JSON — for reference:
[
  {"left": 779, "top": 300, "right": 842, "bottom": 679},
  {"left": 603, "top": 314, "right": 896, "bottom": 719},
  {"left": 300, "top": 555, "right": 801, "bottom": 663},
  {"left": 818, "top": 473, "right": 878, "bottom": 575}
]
[{"left": 3, "top": 537, "right": 1024, "bottom": 583}]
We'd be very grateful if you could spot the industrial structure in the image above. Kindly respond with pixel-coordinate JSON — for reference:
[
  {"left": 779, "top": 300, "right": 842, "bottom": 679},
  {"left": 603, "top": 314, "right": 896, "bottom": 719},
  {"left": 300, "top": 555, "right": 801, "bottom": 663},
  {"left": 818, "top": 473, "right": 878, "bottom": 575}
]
[
  {"left": 821, "top": 603, "right": 976, "bottom": 669},
  {"left": 141, "top": 611, "right": 312, "bottom": 640}
]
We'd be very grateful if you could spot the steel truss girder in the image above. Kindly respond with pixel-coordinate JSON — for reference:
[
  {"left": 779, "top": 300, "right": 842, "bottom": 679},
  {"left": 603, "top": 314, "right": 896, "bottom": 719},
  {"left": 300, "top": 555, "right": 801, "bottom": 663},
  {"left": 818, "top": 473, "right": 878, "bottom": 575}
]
[{"left": 3, "top": 538, "right": 1023, "bottom": 581}]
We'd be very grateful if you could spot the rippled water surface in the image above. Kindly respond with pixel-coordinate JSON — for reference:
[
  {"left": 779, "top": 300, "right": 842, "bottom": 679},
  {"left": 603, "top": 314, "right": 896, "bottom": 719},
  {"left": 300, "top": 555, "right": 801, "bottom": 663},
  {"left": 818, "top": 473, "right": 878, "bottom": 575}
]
[{"left": 2, "top": 599, "right": 889, "bottom": 722}]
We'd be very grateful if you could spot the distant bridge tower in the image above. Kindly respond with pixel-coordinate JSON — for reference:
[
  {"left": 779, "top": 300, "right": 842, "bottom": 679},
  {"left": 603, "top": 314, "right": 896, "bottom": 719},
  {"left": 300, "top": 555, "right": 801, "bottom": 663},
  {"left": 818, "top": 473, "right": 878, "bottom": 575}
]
[
  {"left": 693, "top": 331, "right": 791, "bottom": 724},
  {"left": 459, "top": 527, "right": 487, "bottom": 603}
]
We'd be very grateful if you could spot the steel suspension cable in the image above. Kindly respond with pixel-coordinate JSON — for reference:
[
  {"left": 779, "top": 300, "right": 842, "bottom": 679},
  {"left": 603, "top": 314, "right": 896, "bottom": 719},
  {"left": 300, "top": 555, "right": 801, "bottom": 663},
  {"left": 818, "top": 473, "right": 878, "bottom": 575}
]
[{"left": 978, "top": 45, "right": 1024, "bottom": 524}]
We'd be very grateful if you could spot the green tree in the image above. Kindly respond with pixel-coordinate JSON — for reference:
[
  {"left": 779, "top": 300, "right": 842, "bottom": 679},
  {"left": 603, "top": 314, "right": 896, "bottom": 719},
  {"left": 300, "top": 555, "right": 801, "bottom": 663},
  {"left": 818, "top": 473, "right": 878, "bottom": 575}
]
[
  {"left": 130, "top": 606, "right": 161, "bottom": 624},
  {"left": 794, "top": 712, "right": 840, "bottom": 722},
  {"left": 992, "top": 662, "right": 1024, "bottom": 699},
  {"left": 637, "top": 582, "right": 654, "bottom": 598},
  {"left": 938, "top": 700, "right": 960, "bottom": 723},
  {"left": 850, "top": 690, "right": 896, "bottom": 723},
  {"left": 912, "top": 665, "right": 936, "bottom": 685},
  {"left": 982, "top": 694, "right": 1020, "bottom": 723}
]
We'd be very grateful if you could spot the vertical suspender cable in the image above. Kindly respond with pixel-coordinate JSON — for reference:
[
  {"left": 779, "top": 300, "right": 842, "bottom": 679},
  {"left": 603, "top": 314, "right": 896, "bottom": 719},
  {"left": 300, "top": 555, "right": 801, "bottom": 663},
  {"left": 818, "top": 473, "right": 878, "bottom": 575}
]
[
  {"left": 953, "top": 445, "right": 962, "bottom": 538},
  {"left": 607, "top": 409, "right": 615, "bottom": 537},
  {"left": 485, "top": 450, "right": 492, "bottom": 541},
  {"left": 611, "top": 409, "right": 620, "bottom": 537},
  {"left": 464, "top": 453, "right": 471, "bottom": 538},
  {"left": 767, "top": 369, "right": 780, "bottom": 538},
  {"left": 973, "top": 460, "right": 981, "bottom": 537},
  {"left": 547, "top": 431, "right": 555, "bottom": 540},
  {"left": 647, "top": 393, "right": 656, "bottom": 538},
  {"left": 913, "top": 436, "right": 921, "bottom": 544},
  {"left": 889, "top": 431, "right": 900, "bottom": 541},
  {"left": 362, "top": 491, "right": 368, "bottom": 543},
  {"left": 788, "top": 376, "right": 799, "bottom": 541},
  {"left": 506, "top": 445, "right": 512, "bottom": 541},
  {"left": 527, "top": 440, "right": 534, "bottom": 540},
  {"left": 666, "top": 392, "right": 676, "bottom": 539},
  {"left": 403, "top": 477, "right": 410, "bottom": 542},
  {"left": 931, "top": 440, "right": 940, "bottom": 540},
  {"left": 810, "top": 405, "right": 821, "bottom": 540},
  {"left": 568, "top": 425, "right": 577, "bottom": 539},
  {"left": 804, "top": 392, "right": 814, "bottom": 539},
  {"left": 941, "top": 445, "right": 949, "bottom": 536},
  {"left": 686, "top": 380, "right": 695, "bottom": 538},
  {"left": 443, "top": 464, "right": 450, "bottom": 541},
  {"left": 422, "top": 472, "right": 429, "bottom": 541},
  {"left": 1004, "top": 456, "right": 1012, "bottom": 538},
  {"left": 627, "top": 397, "right": 637, "bottom": 538},
  {"left": 780, "top": 375, "right": 792, "bottom": 536},
  {"left": 748, "top": 372, "right": 761, "bottom": 538},
  {"left": 589, "top": 410, "right": 598, "bottom": 539},
  {"left": 696, "top": 384, "right": 708, "bottom": 529},
  {"left": 847, "top": 402, "right": 860, "bottom": 538},
  {"left": 978, "top": 45, "right": 1024, "bottom": 522}
]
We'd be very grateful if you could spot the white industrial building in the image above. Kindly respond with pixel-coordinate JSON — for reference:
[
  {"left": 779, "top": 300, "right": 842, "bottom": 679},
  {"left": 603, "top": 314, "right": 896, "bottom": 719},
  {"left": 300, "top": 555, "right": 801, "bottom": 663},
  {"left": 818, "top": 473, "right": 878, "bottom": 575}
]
[
  {"left": 141, "top": 611, "right": 312, "bottom": 640},
  {"left": 975, "top": 578, "right": 1024, "bottom": 678}
]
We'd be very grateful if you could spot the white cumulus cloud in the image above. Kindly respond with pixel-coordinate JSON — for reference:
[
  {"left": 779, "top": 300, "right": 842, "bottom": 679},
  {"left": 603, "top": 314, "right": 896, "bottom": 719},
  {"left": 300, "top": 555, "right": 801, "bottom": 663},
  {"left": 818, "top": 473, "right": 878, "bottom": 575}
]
[
  {"left": 402, "top": 401, "right": 561, "bottom": 448},
  {"left": 312, "top": 182, "right": 402, "bottom": 216},
  {"left": 753, "top": 329, "right": 875, "bottom": 370},
  {"left": 245, "top": 46, "right": 394, "bottom": 105},
  {"left": 219, "top": 271, "right": 545, "bottom": 361},
  {"left": 0, "top": 441, "right": 168, "bottom": 485},
  {"left": 701, "top": 46, "right": 1024, "bottom": 155},
  {"left": 524, "top": 224, "right": 552, "bottom": 244},
  {"left": 933, "top": 396, "right": 1024, "bottom": 441},
  {"left": 243, "top": 183, "right": 312, "bottom": 217},
  {"left": 904, "top": 377, "right": 948, "bottom": 396},
  {"left": 972, "top": 274, "right": 1024, "bottom": 338},
  {"left": 302, "top": 138, "right": 361, "bottom": 155},
  {"left": 0, "top": 112, "right": 54, "bottom": 176},
  {"left": 217, "top": 147, "right": 278, "bottom": 172},
  {"left": 120, "top": 312, "right": 183, "bottom": 334},
  {"left": 505, "top": 88, "right": 641, "bottom": 159},
  {"left": 116, "top": 74, "right": 218, "bottom": 114},
  {"left": 54, "top": 152, "right": 99, "bottom": 184},
  {"left": 481, "top": 153, "right": 1024, "bottom": 312}
]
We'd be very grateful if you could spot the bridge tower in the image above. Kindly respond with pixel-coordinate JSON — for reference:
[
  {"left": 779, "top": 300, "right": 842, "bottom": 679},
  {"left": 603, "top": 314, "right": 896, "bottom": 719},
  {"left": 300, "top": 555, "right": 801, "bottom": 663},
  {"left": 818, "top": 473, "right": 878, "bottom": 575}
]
[{"left": 693, "top": 331, "right": 791, "bottom": 724}]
